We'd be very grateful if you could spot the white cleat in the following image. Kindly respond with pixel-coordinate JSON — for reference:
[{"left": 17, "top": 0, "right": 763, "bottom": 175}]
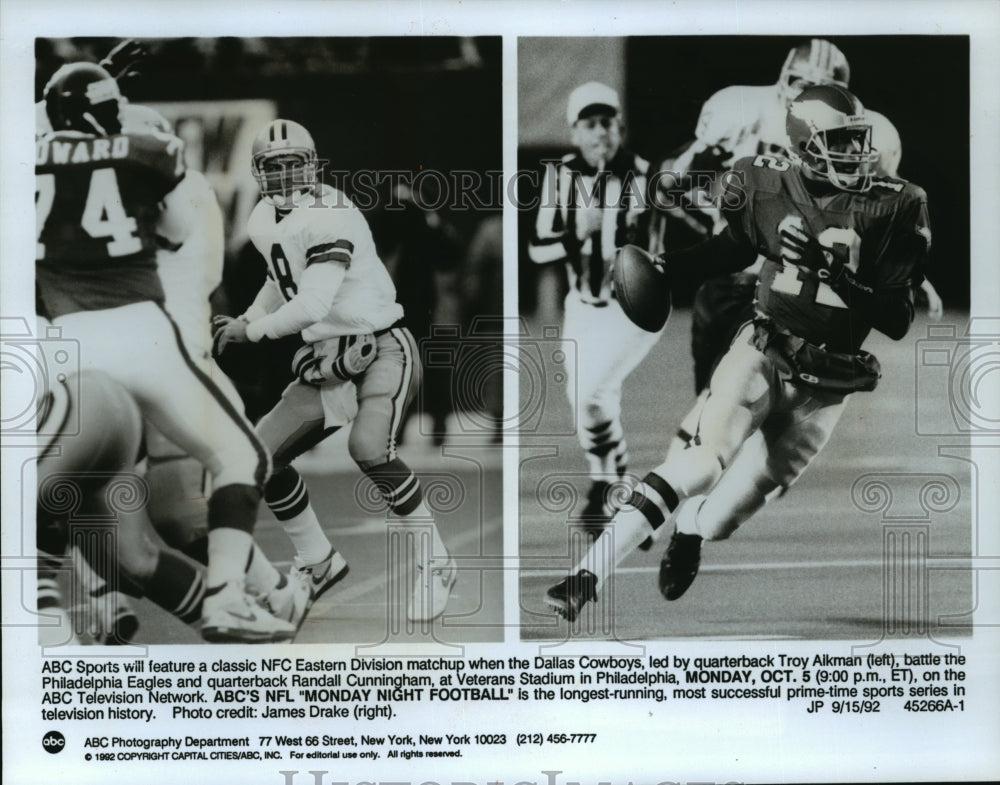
[
  {"left": 201, "top": 581, "right": 296, "bottom": 643},
  {"left": 407, "top": 555, "right": 458, "bottom": 622},
  {"left": 290, "top": 548, "right": 350, "bottom": 607},
  {"left": 258, "top": 575, "right": 311, "bottom": 631}
]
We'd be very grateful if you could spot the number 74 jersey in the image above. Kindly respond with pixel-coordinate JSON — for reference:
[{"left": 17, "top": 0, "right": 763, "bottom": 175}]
[
  {"left": 722, "top": 154, "right": 931, "bottom": 353},
  {"left": 36, "top": 130, "right": 185, "bottom": 317}
]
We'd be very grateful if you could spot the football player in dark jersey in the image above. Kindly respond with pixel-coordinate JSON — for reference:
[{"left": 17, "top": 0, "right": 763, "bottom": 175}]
[
  {"left": 546, "top": 85, "right": 930, "bottom": 621},
  {"left": 36, "top": 62, "right": 305, "bottom": 642}
]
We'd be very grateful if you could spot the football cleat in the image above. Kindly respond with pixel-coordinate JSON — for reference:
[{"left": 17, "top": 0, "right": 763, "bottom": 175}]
[
  {"left": 258, "top": 574, "right": 311, "bottom": 631},
  {"left": 201, "top": 581, "right": 296, "bottom": 643},
  {"left": 545, "top": 569, "right": 598, "bottom": 622},
  {"left": 290, "top": 548, "right": 350, "bottom": 607},
  {"left": 578, "top": 481, "right": 612, "bottom": 540},
  {"left": 658, "top": 530, "right": 703, "bottom": 601},
  {"left": 407, "top": 555, "right": 458, "bottom": 622}
]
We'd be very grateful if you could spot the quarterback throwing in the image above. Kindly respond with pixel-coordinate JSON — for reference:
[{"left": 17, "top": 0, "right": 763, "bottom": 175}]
[{"left": 213, "top": 119, "right": 458, "bottom": 623}]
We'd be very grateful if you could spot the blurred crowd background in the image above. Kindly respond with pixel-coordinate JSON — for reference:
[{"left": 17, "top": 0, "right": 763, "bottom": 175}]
[{"left": 37, "top": 37, "right": 503, "bottom": 439}]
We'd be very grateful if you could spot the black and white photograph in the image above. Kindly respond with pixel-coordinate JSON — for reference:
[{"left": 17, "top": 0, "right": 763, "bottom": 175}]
[
  {"left": 518, "top": 34, "right": 979, "bottom": 640},
  {"left": 2, "top": 2, "right": 999, "bottom": 785},
  {"left": 25, "top": 34, "right": 503, "bottom": 647}
]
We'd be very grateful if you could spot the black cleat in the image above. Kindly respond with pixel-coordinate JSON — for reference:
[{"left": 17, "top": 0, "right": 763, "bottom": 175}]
[
  {"left": 578, "top": 481, "right": 611, "bottom": 540},
  {"left": 658, "top": 530, "right": 703, "bottom": 600},
  {"left": 545, "top": 569, "right": 598, "bottom": 622},
  {"left": 637, "top": 535, "right": 653, "bottom": 551}
]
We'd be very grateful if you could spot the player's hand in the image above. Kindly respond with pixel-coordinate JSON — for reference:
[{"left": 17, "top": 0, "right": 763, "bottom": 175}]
[
  {"left": 99, "top": 39, "right": 149, "bottom": 82},
  {"left": 211, "top": 315, "right": 249, "bottom": 355},
  {"left": 921, "top": 279, "right": 944, "bottom": 321},
  {"left": 778, "top": 222, "right": 849, "bottom": 281},
  {"left": 292, "top": 335, "right": 377, "bottom": 386}
]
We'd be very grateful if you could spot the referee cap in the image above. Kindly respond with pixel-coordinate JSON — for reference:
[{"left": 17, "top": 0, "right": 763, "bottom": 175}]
[{"left": 567, "top": 82, "right": 621, "bottom": 125}]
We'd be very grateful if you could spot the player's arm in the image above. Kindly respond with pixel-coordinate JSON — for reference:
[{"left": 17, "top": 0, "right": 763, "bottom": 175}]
[
  {"left": 528, "top": 160, "right": 573, "bottom": 264},
  {"left": 783, "top": 190, "right": 929, "bottom": 340},
  {"left": 243, "top": 220, "right": 355, "bottom": 343},
  {"left": 242, "top": 275, "right": 285, "bottom": 322},
  {"left": 833, "top": 193, "right": 928, "bottom": 340},
  {"left": 657, "top": 165, "right": 758, "bottom": 289},
  {"left": 211, "top": 275, "right": 284, "bottom": 355},
  {"left": 156, "top": 173, "right": 202, "bottom": 250},
  {"left": 671, "top": 87, "right": 739, "bottom": 179}
]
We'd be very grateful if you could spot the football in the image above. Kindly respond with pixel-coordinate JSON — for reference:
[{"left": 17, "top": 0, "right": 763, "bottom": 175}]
[{"left": 612, "top": 244, "right": 672, "bottom": 332}]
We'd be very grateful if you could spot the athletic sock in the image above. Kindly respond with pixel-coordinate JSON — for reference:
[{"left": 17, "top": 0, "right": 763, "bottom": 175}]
[
  {"left": 266, "top": 466, "right": 332, "bottom": 566},
  {"left": 205, "top": 527, "right": 253, "bottom": 589},
  {"left": 143, "top": 551, "right": 205, "bottom": 624},
  {"left": 244, "top": 543, "right": 282, "bottom": 596},
  {"left": 576, "top": 471, "right": 681, "bottom": 590}
]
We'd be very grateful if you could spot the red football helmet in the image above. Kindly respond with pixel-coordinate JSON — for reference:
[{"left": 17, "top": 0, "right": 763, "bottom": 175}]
[
  {"left": 786, "top": 85, "right": 880, "bottom": 192},
  {"left": 250, "top": 119, "right": 318, "bottom": 206}
]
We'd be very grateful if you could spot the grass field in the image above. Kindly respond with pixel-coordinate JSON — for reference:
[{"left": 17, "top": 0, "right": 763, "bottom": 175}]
[{"left": 518, "top": 307, "right": 974, "bottom": 641}]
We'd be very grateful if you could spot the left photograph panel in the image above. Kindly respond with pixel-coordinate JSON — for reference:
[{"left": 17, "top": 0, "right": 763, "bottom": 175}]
[{"left": 30, "top": 36, "right": 504, "bottom": 646}]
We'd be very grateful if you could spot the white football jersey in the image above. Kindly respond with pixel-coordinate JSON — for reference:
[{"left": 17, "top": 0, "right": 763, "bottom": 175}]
[
  {"left": 245, "top": 184, "right": 403, "bottom": 343},
  {"left": 156, "top": 170, "right": 224, "bottom": 359},
  {"left": 689, "top": 83, "right": 901, "bottom": 177}
]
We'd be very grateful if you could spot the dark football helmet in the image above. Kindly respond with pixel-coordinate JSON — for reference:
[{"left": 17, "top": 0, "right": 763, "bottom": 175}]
[
  {"left": 43, "top": 62, "right": 123, "bottom": 136},
  {"left": 786, "top": 84, "right": 880, "bottom": 192}
]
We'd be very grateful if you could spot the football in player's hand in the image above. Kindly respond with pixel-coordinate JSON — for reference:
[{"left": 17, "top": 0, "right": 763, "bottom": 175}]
[{"left": 612, "top": 244, "right": 672, "bottom": 332}]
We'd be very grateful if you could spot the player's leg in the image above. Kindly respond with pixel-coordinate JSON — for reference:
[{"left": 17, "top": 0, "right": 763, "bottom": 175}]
[
  {"left": 37, "top": 370, "right": 205, "bottom": 641},
  {"left": 659, "top": 389, "right": 848, "bottom": 600},
  {"left": 349, "top": 326, "right": 456, "bottom": 622},
  {"left": 255, "top": 381, "right": 349, "bottom": 604},
  {"left": 667, "top": 274, "right": 758, "bottom": 457},
  {"left": 60, "top": 304, "right": 296, "bottom": 642},
  {"left": 546, "top": 325, "right": 775, "bottom": 620},
  {"left": 563, "top": 296, "right": 662, "bottom": 534}
]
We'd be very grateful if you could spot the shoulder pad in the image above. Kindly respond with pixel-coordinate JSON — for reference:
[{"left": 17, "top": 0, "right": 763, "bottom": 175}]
[
  {"left": 730, "top": 154, "right": 789, "bottom": 192},
  {"left": 122, "top": 103, "right": 172, "bottom": 134}
]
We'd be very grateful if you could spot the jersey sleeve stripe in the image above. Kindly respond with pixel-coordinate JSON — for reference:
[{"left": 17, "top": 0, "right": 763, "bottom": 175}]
[
  {"left": 308, "top": 239, "right": 354, "bottom": 256},
  {"left": 307, "top": 250, "right": 352, "bottom": 267}
]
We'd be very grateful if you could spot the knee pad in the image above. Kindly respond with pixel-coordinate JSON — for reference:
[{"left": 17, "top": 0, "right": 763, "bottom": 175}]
[{"left": 207, "top": 484, "right": 261, "bottom": 534}]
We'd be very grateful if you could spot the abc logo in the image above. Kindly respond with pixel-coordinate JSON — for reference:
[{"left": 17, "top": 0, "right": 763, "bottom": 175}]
[{"left": 42, "top": 731, "right": 66, "bottom": 754}]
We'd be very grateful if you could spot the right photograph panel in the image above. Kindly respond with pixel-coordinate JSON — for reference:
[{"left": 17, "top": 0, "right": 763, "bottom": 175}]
[{"left": 517, "top": 36, "right": 973, "bottom": 641}]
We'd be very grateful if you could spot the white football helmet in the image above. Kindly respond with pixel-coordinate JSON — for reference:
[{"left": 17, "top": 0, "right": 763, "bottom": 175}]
[
  {"left": 251, "top": 119, "right": 318, "bottom": 206},
  {"left": 778, "top": 39, "right": 850, "bottom": 106}
]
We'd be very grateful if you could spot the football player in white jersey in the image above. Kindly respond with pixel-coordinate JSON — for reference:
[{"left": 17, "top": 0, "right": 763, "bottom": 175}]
[
  {"left": 528, "top": 82, "right": 660, "bottom": 537},
  {"left": 213, "top": 119, "right": 458, "bottom": 622}
]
